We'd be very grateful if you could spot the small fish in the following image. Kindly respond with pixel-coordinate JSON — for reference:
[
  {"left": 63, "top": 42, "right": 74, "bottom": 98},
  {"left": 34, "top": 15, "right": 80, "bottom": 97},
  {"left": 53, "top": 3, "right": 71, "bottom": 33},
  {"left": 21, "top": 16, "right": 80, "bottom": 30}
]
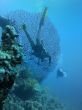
[{"left": 56, "top": 68, "right": 67, "bottom": 78}]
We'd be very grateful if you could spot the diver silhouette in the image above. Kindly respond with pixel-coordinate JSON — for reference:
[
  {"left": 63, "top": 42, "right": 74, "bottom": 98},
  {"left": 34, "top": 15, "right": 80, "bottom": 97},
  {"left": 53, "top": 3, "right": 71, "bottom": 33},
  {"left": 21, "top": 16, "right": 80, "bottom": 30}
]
[{"left": 22, "top": 7, "right": 51, "bottom": 65}]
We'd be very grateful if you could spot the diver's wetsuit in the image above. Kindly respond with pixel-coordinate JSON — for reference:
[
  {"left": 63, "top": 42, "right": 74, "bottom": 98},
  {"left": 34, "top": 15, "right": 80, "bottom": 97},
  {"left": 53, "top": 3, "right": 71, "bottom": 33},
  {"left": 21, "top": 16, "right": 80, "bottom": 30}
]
[{"left": 33, "top": 39, "right": 51, "bottom": 64}]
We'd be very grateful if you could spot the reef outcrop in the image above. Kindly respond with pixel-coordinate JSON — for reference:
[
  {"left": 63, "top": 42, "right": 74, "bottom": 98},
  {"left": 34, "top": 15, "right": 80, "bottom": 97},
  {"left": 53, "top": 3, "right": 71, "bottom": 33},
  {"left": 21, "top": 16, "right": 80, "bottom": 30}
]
[
  {"left": 0, "top": 24, "right": 64, "bottom": 110},
  {"left": 3, "top": 69, "right": 65, "bottom": 110},
  {"left": 0, "top": 25, "right": 22, "bottom": 109}
]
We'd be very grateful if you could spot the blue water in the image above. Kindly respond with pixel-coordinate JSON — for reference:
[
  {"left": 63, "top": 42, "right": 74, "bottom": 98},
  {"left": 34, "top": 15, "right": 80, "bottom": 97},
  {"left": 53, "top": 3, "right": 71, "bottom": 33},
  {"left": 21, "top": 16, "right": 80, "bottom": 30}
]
[{"left": 0, "top": 0, "right": 82, "bottom": 110}]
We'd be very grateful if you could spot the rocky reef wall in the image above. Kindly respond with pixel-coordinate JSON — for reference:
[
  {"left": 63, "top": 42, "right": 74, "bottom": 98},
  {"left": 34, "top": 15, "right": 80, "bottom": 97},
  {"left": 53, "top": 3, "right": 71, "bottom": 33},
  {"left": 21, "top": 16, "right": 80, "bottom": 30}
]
[
  {"left": 0, "top": 15, "right": 65, "bottom": 110},
  {"left": 0, "top": 25, "right": 23, "bottom": 109}
]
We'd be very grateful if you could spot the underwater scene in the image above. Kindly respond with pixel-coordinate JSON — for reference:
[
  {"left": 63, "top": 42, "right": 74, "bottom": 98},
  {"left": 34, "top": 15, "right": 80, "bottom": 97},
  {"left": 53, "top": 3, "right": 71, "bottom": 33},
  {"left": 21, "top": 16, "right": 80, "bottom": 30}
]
[{"left": 0, "top": 0, "right": 82, "bottom": 110}]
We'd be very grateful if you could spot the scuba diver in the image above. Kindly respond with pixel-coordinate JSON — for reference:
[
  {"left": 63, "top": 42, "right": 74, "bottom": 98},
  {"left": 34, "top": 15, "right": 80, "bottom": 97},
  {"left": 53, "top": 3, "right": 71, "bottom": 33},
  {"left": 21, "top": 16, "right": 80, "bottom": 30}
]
[
  {"left": 56, "top": 68, "right": 67, "bottom": 78},
  {"left": 22, "top": 7, "right": 51, "bottom": 65}
]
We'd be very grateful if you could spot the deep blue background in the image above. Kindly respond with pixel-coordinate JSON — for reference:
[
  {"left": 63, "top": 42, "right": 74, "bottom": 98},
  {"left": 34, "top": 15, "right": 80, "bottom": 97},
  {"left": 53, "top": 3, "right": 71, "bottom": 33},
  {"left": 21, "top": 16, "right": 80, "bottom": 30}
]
[{"left": 0, "top": 0, "right": 82, "bottom": 109}]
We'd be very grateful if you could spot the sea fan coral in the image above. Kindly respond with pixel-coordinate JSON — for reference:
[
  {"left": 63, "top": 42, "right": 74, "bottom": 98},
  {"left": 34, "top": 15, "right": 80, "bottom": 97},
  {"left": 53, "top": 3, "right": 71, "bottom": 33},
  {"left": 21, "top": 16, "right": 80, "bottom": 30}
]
[{"left": 5, "top": 10, "right": 60, "bottom": 82}]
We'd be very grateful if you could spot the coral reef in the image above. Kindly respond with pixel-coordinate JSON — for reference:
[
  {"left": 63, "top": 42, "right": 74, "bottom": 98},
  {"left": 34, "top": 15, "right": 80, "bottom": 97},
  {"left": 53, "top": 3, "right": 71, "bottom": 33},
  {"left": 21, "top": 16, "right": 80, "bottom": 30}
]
[
  {"left": 3, "top": 68, "right": 65, "bottom": 110},
  {"left": 0, "top": 25, "right": 64, "bottom": 110},
  {"left": 0, "top": 12, "right": 65, "bottom": 110},
  {"left": 0, "top": 25, "right": 22, "bottom": 109},
  {"left": 5, "top": 10, "right": 60, "bottom": 82}
]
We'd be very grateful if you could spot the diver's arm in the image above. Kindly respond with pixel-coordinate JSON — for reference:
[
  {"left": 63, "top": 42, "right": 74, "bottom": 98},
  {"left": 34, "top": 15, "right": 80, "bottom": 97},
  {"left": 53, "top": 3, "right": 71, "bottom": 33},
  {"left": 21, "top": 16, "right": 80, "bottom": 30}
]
[
  {"left": 36, "top": 7, "right": 48, "bottom": 40},
  {"left": 22, "top": 24, "right": 31, "bottom": 39},
  {"left": 22, "top": 24, "right": 35, "bottom": 48}
]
